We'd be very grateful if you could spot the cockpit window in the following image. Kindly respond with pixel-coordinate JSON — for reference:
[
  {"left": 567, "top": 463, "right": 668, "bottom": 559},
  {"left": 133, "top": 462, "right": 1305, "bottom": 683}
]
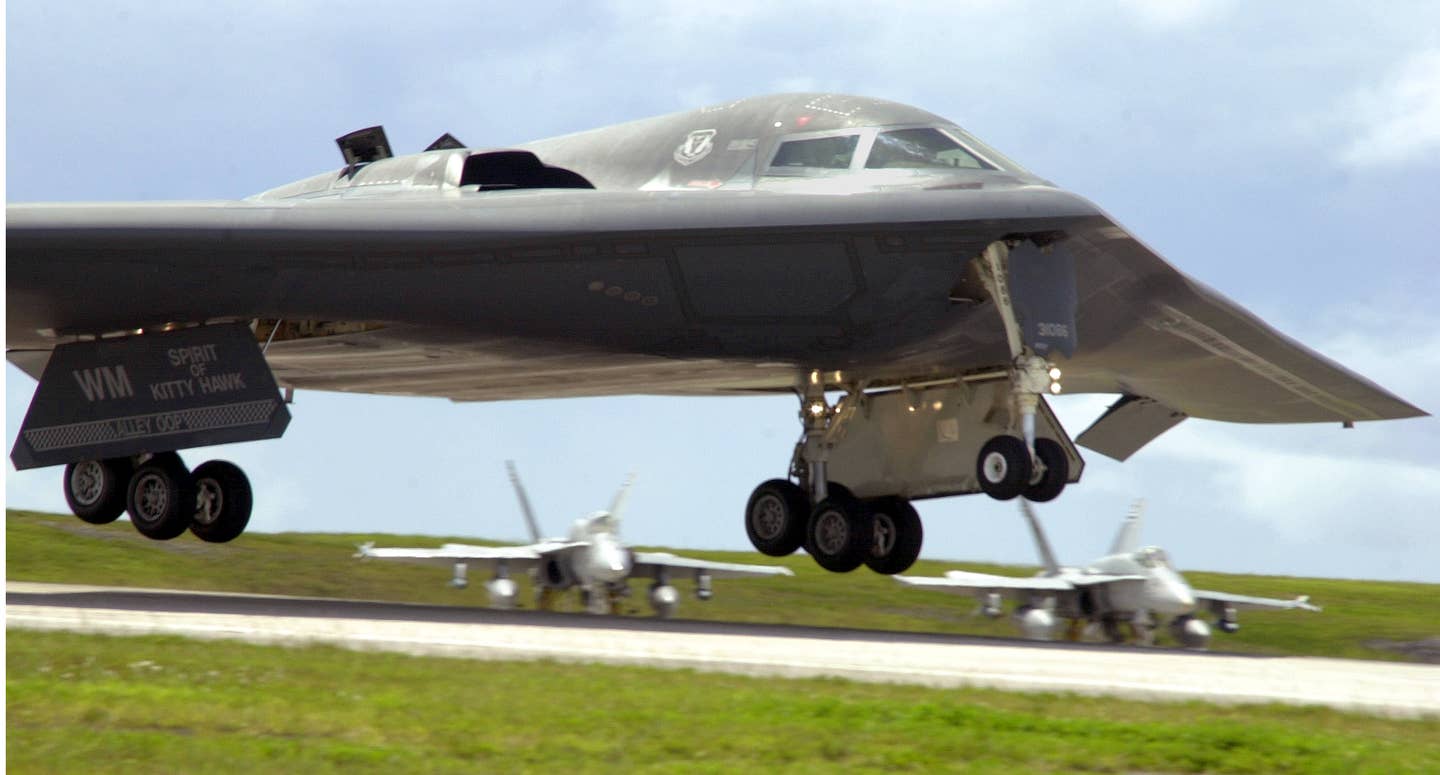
[
  {"left": 1135, "top": 547, "right": 1170, "bottom": 569},
  {"left": 866, "top": 128, "right": 992, "bottom": 170},
  {"left": 769, "top": 134, "right": 860, "bottom": 170},
  {"left": 588, "top": 513, "right": 617, "bottom": 533}
]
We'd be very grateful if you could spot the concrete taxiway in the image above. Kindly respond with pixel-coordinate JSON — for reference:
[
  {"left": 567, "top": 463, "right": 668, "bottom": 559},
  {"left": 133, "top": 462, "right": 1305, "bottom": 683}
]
[{"left": 8, "top": 582, "right": 1438, "bottom": 718}]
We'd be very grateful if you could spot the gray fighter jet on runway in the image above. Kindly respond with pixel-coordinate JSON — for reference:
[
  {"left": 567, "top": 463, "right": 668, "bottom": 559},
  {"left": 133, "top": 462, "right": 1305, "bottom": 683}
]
[
  {"left": 896, "top": 500, "right": 1320, "bottom": 648},
  {"left": 356, "top": 462, "right": 792, "bottom": 617},
  {"left": 8, "top": 94, "right": 1425, "bottom": 577}
]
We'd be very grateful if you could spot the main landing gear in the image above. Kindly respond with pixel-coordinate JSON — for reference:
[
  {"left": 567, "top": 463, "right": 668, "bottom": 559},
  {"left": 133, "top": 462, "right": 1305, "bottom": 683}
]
[
  {"left": 743, "top": 379, "right": 925, "bottom": 575},
  {"left": 61, "top": 452, "right": 253, "bottom": 543},
  {"left": 742, "top": 238, "right": 1080, "bottom": 574}
]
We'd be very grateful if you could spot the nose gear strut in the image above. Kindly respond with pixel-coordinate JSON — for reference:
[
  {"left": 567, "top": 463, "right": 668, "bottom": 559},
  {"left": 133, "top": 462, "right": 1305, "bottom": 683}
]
[{"left": 976, "top": 240, "right": 1071, "bottom": 502}]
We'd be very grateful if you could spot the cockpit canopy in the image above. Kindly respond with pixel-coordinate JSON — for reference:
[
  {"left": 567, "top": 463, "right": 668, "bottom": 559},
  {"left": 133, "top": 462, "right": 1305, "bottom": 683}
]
[
  {"left": 585, "top": 511, "right": 619, "bottom": 536},
  {"left": 1134, "top": 546, "right": 1171, "bottom": 569},
  {"left": 764, "top": 125, "right": 1019, "bottom": 177}
]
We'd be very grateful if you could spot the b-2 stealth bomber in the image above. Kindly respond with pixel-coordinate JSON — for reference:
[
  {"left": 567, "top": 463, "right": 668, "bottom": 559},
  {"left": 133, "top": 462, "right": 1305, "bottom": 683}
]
[{"left": 7, "top": 94, "right": 1424, "bottom": 576}]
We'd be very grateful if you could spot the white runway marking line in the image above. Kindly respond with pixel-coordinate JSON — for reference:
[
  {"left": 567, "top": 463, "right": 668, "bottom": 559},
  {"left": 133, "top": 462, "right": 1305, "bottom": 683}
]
[{"left": 8, "top": 598, "right": 1439, "bottom": 719}]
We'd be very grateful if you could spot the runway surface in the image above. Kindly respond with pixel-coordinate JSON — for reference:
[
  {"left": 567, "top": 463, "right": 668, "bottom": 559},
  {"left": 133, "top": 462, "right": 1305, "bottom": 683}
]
[{"left": 9, "top": 582, "right": 1438, "bottom": 718}]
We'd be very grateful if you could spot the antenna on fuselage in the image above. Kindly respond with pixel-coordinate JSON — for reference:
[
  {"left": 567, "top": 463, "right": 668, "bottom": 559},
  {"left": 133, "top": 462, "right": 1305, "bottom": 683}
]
[
  {"left": 506, "top": 460, "right": 544, "bottom": 543},
  {"left": 1018, "top": 500, "right": 1062, "bottom": 575}
]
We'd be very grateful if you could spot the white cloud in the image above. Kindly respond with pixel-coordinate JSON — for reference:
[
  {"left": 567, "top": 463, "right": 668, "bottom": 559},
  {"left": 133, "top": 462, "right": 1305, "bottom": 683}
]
[
  {"left": 1115, "top": 0, "right": 1233, "bottom": 29},
  {"left": 1149, "top": 421, "right": 1440, "bottom": 539},
  {"left": 1340, "top": 48, "right": 1440, "bottom": 167}
]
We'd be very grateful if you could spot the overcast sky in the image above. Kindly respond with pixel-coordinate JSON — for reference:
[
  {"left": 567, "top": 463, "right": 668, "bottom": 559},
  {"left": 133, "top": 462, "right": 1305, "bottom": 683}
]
[{"left": 7, "top": 1, "right": 1439, "bottom": 582}]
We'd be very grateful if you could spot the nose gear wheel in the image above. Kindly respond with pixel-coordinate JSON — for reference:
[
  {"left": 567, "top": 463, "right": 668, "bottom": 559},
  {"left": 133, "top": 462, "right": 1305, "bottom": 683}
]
[{"left": 976, "top": 435, "right": 1032, "bottom": 500}]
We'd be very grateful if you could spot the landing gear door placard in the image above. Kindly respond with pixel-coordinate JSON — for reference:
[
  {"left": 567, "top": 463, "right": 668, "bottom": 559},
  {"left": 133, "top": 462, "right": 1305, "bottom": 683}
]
[
  {"left": 1008, "top": 241, "right": 1079, "bottom": 359},
  {"left": 11, "top": 323, "right": 290, "bottom": 470}
]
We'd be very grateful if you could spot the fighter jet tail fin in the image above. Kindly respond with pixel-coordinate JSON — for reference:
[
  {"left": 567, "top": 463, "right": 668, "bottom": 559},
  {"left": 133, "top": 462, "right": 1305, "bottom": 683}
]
[
  {"left": 1109, "top": 499, "right": 1146, "bottom": 555},
  {"left": 1018, "top": 500, "right": 1062, "bottom": 575},
  {"left": 608, "top": 471, "right": 637, "bottom": 521},
  {"left": 505, "top": 460, "right": 544, "bottom": 543}
]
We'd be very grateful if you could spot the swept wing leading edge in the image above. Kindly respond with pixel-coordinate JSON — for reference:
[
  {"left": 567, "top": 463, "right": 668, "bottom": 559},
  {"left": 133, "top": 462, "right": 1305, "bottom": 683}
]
[
  {"left": 6, "top": 190, "right": 1424, "bottom": 426},
  {"left": 629, "top": 551, "right": 795, "bottom": 579},
  {"left": 1192, "top": 589, "right": 1322, "bottom": 612}
]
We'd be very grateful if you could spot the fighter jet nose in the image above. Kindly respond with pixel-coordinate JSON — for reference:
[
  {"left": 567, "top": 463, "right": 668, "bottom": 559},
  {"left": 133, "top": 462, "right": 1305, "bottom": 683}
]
[
  {"left": 1155, "top": 574, "right": 1196, "bottom": 615},
  {"left": 598, "top": 544, "right": 632, "bottom": 580}
]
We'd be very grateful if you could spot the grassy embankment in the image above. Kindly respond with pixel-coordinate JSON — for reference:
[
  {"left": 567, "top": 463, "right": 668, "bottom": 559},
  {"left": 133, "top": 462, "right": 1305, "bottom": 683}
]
[
  {"left": 7, "top": 509, "right": 1438, "bottom": 660},
  {"left": 8, "top": 629, "right": 1440, "bottom": 774}
]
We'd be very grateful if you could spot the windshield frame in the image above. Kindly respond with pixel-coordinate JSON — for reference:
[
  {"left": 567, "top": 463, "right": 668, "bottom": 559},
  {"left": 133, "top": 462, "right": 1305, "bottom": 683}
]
[{"left": 763, "top": 123, "right": 1014, "bottom": 178}]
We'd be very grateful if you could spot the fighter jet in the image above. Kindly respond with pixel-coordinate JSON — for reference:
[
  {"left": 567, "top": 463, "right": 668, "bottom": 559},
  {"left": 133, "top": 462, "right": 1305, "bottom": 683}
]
[
  {"left": 7, "top": 94, "right": 1425, "bottom": 576},
  {"left": 355, "top": 462, "right": 793, "bottom": 617},
  {"left": 896, "top": 500, "right": 1320, "bottom": 648}
]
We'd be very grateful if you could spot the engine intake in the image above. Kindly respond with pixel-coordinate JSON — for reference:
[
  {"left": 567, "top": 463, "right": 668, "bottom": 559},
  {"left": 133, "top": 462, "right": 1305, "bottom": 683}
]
[{"left": 460, "top": 151, "right": 594, "bottom": 191}]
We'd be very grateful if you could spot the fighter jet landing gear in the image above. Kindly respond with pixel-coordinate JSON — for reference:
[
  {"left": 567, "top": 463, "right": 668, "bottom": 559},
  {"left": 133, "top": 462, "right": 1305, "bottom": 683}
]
[{"left": 61, "top": 453, "right": 254, "bottom": 543}]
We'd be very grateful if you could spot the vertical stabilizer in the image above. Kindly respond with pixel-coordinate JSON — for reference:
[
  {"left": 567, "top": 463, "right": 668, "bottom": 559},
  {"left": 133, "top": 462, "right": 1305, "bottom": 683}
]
[
  {"left": 1108, "top": 499, "right": 1146, "bottom": 555},
  {"left": 608, "top": 471, "right": 637, "bottom": 521},
  {"left": 505, "top": 460, "right": 544, "bottom": 543},
  {"left": 1018, "top": 500, "right": 1062, "bottom": 575}
]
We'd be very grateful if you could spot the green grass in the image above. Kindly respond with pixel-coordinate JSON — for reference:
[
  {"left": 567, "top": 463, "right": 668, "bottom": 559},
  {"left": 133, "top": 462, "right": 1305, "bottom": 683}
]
[
  {"left": 8, "top": 629, "right": 1440, "bottom": 774},
  {"left": 7, "top": 509, "right": 1439, "bottom": 661}
]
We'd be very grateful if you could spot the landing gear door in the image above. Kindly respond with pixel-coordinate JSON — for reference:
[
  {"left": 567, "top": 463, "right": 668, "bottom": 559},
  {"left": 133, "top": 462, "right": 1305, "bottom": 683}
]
[
  {"left": 1008, "top": 240, "right": 1078, "bottom": 359},
  {"left": 825, "top": 382, "right": 1083, "bottom": 500},
  {"left": 11, "top": 323, "right": 290, "bottom": 470}
]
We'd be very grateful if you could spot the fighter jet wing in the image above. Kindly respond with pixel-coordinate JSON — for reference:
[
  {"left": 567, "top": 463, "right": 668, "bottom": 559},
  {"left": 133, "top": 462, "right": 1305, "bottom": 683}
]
[
  {"left": 628, "top": 551, "right": 795, "bottom": 580},
  {"left": 355, "top": 540, "right": 583, "bottom": 571},
  {"left": 1192, "top": 589, "right": 1322, "bottom": 612},
  {"left": 896, "top": 570, "right": 1076, "bottom": 592},
  {"left": 895, "top": 570, "right": 1148, "bottom": 603}
]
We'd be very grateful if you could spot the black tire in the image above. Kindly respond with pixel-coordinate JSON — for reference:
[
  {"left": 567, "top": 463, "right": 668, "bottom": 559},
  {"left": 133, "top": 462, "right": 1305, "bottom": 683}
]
[
  {"left": 1023, "top": 438, "right": 1069, "bottom": 503},
  {"left": 744, "top": 479, "right": 809, "bottom": 556},
  {"left": 804, "top": 491, "right": 873, "bottom": 573},
  {"left": 189, "top": 460, "right": 253, "bottom": 543},
  {"left": 63, "top": 458, "right": 132, "bottom": 524},
  {"left": 976, "top": 435, "right": 1031, "bottom": 501},
  {"left": 126, "top": 453, "right": 195, "bottom": 540},
  {"left": 865, "top": 496, "right": 923, "bottom": 575}
]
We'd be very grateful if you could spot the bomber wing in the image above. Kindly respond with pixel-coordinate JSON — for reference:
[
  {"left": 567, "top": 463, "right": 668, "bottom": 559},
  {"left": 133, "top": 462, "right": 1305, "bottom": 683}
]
[
  {"left": 5, "top": 188, "right": 1424, "bottom": 436},
  {"left": 628, "top": 551, "right": 794, "bottom": 580}
]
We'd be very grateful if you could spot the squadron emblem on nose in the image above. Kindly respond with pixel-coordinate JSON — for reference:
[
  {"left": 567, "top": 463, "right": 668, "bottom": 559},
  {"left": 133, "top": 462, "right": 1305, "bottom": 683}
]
[{"left": 673, "top": 129, "right": 717, "bottom": 166}]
